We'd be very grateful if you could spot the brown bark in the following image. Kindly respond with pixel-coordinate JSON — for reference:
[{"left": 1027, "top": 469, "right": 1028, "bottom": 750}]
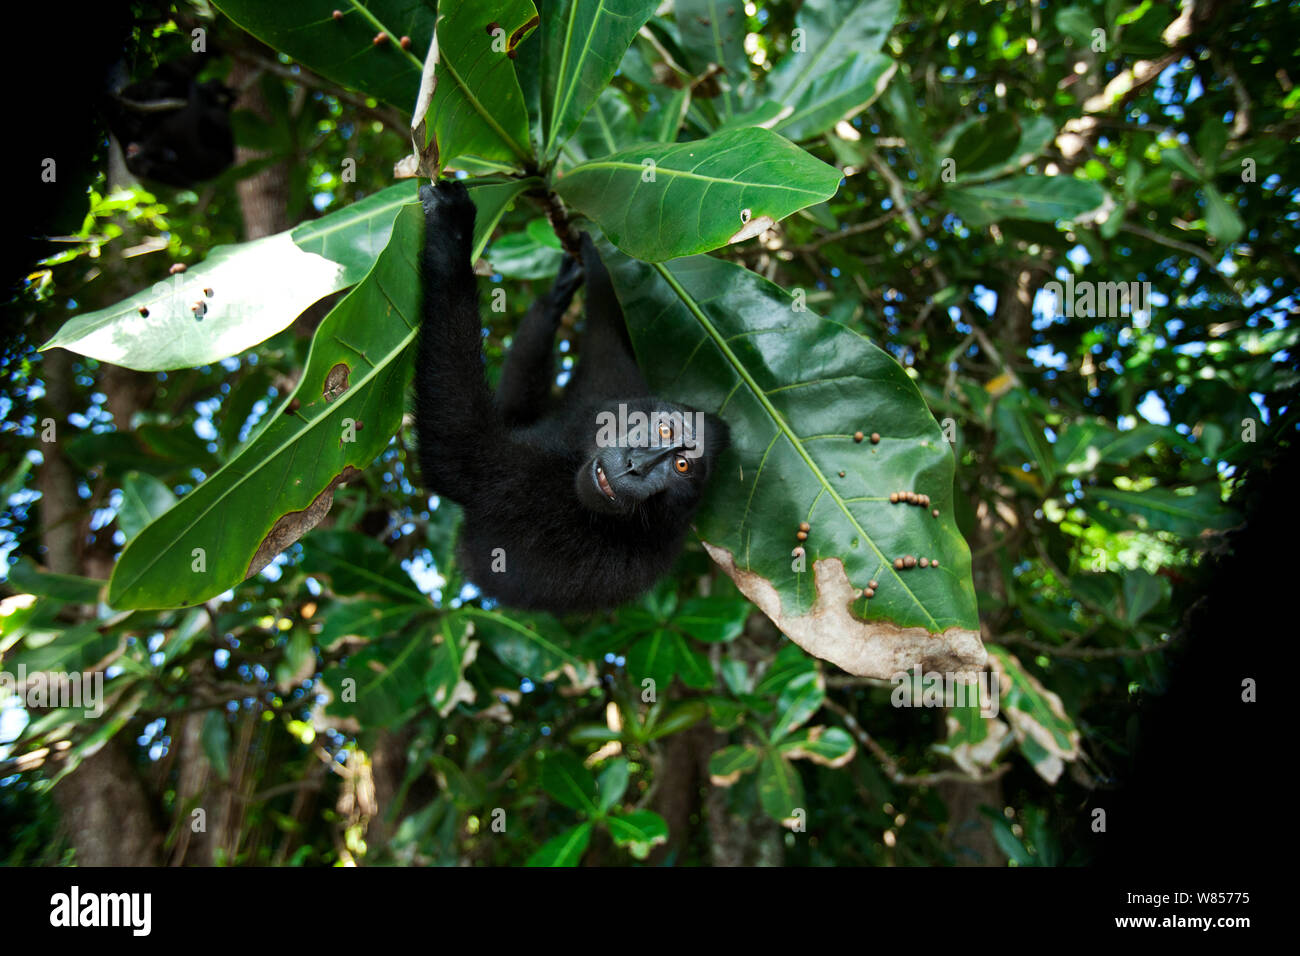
[
  {"left": 229, "top": 60, "right": 292, "bottom": 238},
  {"left": 39, "top": 350, "right": 163, "bottom": 865}
]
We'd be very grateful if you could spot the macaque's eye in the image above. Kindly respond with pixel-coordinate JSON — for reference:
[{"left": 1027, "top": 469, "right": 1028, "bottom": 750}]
[{"left": 674, "top": 455, "right": 691, "bottom": 474}]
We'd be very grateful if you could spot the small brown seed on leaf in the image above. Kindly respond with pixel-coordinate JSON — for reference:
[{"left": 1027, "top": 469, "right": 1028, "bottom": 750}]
[
  {"left": 868, "top": 580, "right": 878, "bottom": 589},
  {"left": 796, "top": 530, "right": 808, "bottom": 541},
  {"left": 799, "top": 521, "right": 810, "bottom": 532},
  {"left": 854, "top": 431, "right": 864, "bottom": 442},
  {"left": 890, "top": 492, "right": 899, "bottom": 503},
  {"left": 374, "top": 32, "right": 389, "bottom": 44},
  {"left": 919, "top": 557, "right": 929, "bottom": 568},
  {"left": 400, "top": 35, "right": 412, "bottom": 49},
  {"left": 870, "top": 432, "right": 880, "bottom": 444},
  {"left": 904, "top": 555, "right": 916, "bottom": 568},
  {"left": 932, "top": 509, "right": 940, "bottom": 517},
  {"left": 894, "top": 558, "right": 904, "bottom": 570}
]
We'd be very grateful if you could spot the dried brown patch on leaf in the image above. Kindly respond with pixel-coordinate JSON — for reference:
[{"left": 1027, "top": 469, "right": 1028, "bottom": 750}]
[
  {"left": 945, "top": 714, "right": 1010, "bottom": 775},
  {"left": 322, "top": 363, "right": 351, "bottom": 402},
  {"left": 729, "top": 213, "right": 775, "bottom": 245},
  {"left": 245, "top": 466, "right": 364, "bottom": 579},
  {"left": 782, "top": 725, "right": 858, "bottom": 768},
  {"left": 991, "top": 651, "right": 1081, "bottom": 784},
  {"left": 703, "top": 543, "right": 985, "bottom": 679}
]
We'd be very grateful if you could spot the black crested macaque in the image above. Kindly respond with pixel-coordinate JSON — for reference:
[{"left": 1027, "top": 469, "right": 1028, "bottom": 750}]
[
  {"left": 104, "top": 58, "right": 235, "bottom": 188},
  {"left": 415, "top": 179, "right": 729, "bottom": 612}
]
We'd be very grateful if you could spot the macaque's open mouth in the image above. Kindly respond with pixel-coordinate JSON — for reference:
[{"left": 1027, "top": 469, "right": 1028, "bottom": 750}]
[{"left": 594, "top": 462, "right": 616, "bottom": 500}]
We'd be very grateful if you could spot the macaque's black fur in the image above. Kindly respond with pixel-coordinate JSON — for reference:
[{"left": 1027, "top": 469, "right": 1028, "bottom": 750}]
[
  {"left": 415, "top": 180, "right": 729, "bottom": 612},
  {"left": 105, "top": 58, "right": 235, "bottom": 188}
]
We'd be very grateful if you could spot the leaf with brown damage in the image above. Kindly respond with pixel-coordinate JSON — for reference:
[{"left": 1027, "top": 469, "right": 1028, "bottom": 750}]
[
  {"left": 246, "top": 466, "right": 363, "bottom": 579},
  {"left": 108, "top": 183, "right": 524, "bottom": 610},
  {"left": 603, "top": 247, "right": 985, "bottom": 679},
  {"left": 706, "top": 545, "right": 985, "bottom": 679}
]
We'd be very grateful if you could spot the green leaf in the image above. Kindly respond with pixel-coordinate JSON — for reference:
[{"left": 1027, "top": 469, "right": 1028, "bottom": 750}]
[
  {"left": 323, "top": 631, "right": 431, "bottom": 729},
  {"left": 429, "top": 0, "right": 539, "bottom": 167},
  {"left": 1089, "top": 486, "right": 1238, "bottom": 535},
  {"left": 5, "top": 559, "right": 103, "bottom": 605},
  {"left": 213, "top": 1, "right": 432, "bottom": 111},
  {"left": 426, "top": 616, "right": 478, "bottom": 716},
  {"left": 464, "top": 607, "right": 585, "bottom": 678},
  {"left": 764, "top": 0, "right": 900, "bottom": 105},
  {"left": 757, "top": 750, "right": 805, "bottom": 823},
  {"left": 540, "top": 751, "right": 598, "bottom": 813},
  {"left": 1122, "top": 569, "right": 1167, "bottom": 625},
  {"left": 116, "top": 472, "right": 177, "bottom": 543},
  {"left": 773, "top": 53, "right": 895, "bottom": 142},
  {"left": 106, "top": 184, "right": 524, "bottom": 611},
  {"left": 770, "top": 670, "right": 825, "bottom": 742},
  {"left": 945, "top": 175, "right": 1109, "bottom": 226},
  {"left": 627, "top": 628, "right": 678, "bottom": 689},
  {"left": 596, "top": 757, "right": 630, "bottom": 811},
  {"left": 539, "top": 0, "right": 658, "bottom": 159},
  {"left": 777, "top": 725, "right": 856, "bottom": 766},
  {"left": 602, "top": 246, "right": 983, "bottom": 679},
  {"left": 527, "top": 821, "right": 593, "bottom": 866},
  {"left": 606, "top": 809, "right": 669, "bottom": 858},
  {"left": 676, "top": 0, "right": 750, "bottom": 119},
  {"left": 993, "top": 389, "right": 1057, "bottom": 485},
  {"left": 487, "top": 230, "right": 565, "bottom": 280},
  {"left": 673, "top": 595, "right": 750, "bottom": 643},
  {"left": 42, "top": 183, "right": 419, "bottom": 372},
  {"left": 6, "top": 624, "right": 117, "bottom": 674},
  {"left": 1203, "top": 184, "right": 1245, "bottom": 244},
  {"left": 708, "top": 744, "right": 761, "bottom": 784},
  {"left": 949, "top": 116, "right": 1058, "bottom": 184},
  {"left": 573, "top": 86, "right": 639, "bottom": 160},
  {"left": 555, "top": 127, "right": 842, "bottom": 260},
  {"left": 639, "top": 86, "right": 691, "bottom": 143},
  {"left": 644, "top": 699, "right": 708, "bottom": 740},
  {"left": 301, "top": 530, "right": 428, "bottom": 604},
  {"left": 986, "top": 645, "right": 1081, "bottom": 784}
]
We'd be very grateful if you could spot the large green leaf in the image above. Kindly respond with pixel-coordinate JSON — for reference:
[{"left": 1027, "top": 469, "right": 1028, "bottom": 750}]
[
  {"left": 1088, "top": 486, "right": 1238, "bottom": 535},
  {"left": 944, "top": 175, "right": 1109, "bottom": 226},
  {"left": 41, "top": 183, "right": 419, "bottom": 371},
  {"left": 757, "top": 750, "right": 804, "bottom": 823},
  {"left": 556, "top": 127, "right": 842, "bottom": 260},
  {"left": 527, "top": 821, "right": 592, "bottom": 866},
  {"left": 602, "top": 245, "right": 985, "bottom": 679},
  {"left": 428, "top": 0, "right": 540, "bottom": 167},
  {"left": 213, "top": 0, "right": 433, "bottom": 112},
  {"left": 106, "top": 182, "right": 527, "bottom": 610},
  {"left": 538, "top": 0, "right": 658, "bottom": 160},
  {"left": 676, "top": 0, "right": 750, "bottom": 119},
  {"left": 986, "top": 646, "right": 1081, "bottom": 784},
  {"left": 773, "top": 52, "right": 896, "bottom": 142},
  {"left": 323, "top": 631, "right": 432, "bottom": 729},
  {"left": 606, "top": 809, "right": 669, "bottom": 858},
  {"left": 764, "top": 0, "right": 900, "bottom": 104},
  {"left": 572, "top": 86, "right": 639, "bottom": 161},
  {"left": 540, "top": 752, "right": 599, "bottom": 812}
]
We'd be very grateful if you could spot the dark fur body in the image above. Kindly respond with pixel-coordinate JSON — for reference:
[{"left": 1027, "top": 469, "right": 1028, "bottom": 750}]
[
  {"left": 105, "top": 59, "right": 234, "bottom": 188},
  {"left": 415, "top": 180, "right": 728, "bottom": 612}
]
